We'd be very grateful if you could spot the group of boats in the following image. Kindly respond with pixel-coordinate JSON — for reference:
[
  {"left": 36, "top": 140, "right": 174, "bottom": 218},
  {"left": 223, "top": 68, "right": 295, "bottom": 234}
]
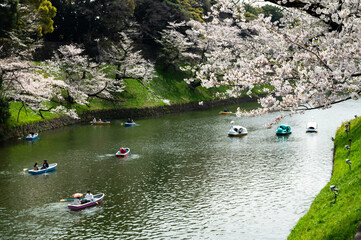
[
  {"left": 226, "top": 119, "right": 318, "bottom": 137},
  {"left": 23, "top": 118, "right": 138, "bottom": 211},
  {"left": 90, "top": 118, "right": 137, "bottom": 127}
]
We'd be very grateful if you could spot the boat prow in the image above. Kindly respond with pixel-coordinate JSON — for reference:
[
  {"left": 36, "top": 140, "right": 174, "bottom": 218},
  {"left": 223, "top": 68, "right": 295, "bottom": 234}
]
[{"left": 68, "top": 193, "right": 105, "bottom": 210}]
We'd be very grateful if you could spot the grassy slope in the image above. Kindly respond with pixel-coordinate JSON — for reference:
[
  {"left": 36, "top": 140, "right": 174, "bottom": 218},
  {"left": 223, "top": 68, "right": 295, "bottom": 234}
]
[
  {"left": 288, "top": 117, "right": 361, "bottom": 240},
  {"left": 7, "top": 66, "right": 228, "bottom": 127}
]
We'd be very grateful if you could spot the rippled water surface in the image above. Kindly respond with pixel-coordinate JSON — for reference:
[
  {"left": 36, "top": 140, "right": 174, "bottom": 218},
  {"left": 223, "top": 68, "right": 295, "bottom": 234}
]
[{"left": 0, "top": 100, "right": 360, "bottom": 239}]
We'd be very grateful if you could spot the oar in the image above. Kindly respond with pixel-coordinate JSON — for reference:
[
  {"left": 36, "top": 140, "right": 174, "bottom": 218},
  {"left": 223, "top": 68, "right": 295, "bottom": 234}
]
[
  {"left": 60, "top": 198, "right": 85, "bottom": 202},
  {"left": 60, "top": 199, "right": 74, "bottom": 202}
]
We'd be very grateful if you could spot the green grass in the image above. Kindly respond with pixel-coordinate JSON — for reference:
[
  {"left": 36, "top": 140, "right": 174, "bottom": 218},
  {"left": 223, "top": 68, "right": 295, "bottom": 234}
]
[
  {"left": 7, "top": 102, "right": 60, "bottom": 127},
  {"left": 288, "top": 117, "right": 361, "bottom": 240},
  {"left": 7, "top": 65, "right": 232, "bottom": 125}
]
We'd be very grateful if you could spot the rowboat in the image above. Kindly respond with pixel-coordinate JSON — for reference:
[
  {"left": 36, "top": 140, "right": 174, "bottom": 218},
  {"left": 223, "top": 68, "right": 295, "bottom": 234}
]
[
  {"left": 219, "top": 111, "right": 232, "bottom": 115},
  {"left": 68, "top": 193, "right": 105, "bottom": 210},
  {"left": 90, "top": 121, "right": 110, "bottom": 125},
  {"left": 228, "top": 121, "right": 248, "bottom": 137},
  {"left": 26, "top": 133, "right": 39, "bottom": 141},
  {"left": 306, "top": 121, "right": 318, "bottom": 133},
  {"left": 124, "top": 122, "right": 136, "bottom": 127},
  {"left": 276, "top": 124, "right": 292, "bottom": 135},
  {"left": 28, "top": 163, "right": 57, "bottom": 175},
  {"left": 116, "top": 148, "right": 130, "bottom": 157}
]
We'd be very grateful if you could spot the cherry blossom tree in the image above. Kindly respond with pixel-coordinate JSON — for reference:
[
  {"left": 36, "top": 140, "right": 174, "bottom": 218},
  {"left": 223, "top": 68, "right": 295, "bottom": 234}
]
[
  {"left": 160, "top": 0, "right": 361, "bottom": 123},
  {"left": 100, "top": 32, "right": 156, "bottom": 83},
  {"left": 44, "top": 44, "right": 125, "bottom": 104},
  {"left": 0, "top": 56, "right": 74, "bottom": 120},
  {"left": 1, "top": 44, "right": 126, "bottom": 120}
]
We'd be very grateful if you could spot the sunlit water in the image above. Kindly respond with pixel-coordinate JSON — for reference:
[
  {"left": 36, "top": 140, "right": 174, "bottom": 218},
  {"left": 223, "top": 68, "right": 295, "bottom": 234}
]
[{"left": 0, "top": 100, "right": 360, "bottom": 239}]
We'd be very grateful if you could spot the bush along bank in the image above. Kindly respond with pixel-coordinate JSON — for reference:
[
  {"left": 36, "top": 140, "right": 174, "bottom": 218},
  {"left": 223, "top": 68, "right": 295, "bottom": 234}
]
[
  {"left": 0, "top": 96, "right": 257, "bottom": 142},
  {"left": 288, "top": 116, "right": 361, "bottom": 240}
]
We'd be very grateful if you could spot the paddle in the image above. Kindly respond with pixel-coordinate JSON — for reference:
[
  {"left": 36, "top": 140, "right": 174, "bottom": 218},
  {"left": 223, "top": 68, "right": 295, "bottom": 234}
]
[
  {"left": 60, "top": 199, "right": 74, "bottom": 202},
  {"left": 60, "top": 198, "right": 85, "bottom": 202}
]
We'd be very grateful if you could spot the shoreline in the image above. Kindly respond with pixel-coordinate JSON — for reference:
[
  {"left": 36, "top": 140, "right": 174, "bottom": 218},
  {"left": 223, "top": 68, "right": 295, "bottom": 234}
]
[{"left": 0, "top": 96, "right": 256, "bottom": 142}]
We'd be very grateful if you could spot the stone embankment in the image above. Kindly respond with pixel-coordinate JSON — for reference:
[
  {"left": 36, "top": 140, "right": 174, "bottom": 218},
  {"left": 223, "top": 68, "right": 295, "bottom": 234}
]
[{"left": 0, "top": 97, "right": 253, "bottom": 142}]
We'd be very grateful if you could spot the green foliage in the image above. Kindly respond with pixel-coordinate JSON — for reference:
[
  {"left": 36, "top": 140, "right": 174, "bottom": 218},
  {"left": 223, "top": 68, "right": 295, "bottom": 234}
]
[
  {"left": 0, "top": 77, "right": 11, "bottom": 124},
  {"left": 0, "top": 0, "right": 18, "bottom": 36},
  {"left": 7, "top": 102, "right": 59, "bottom": 127},
  {"left": 262, "top": 5, "right": 283, "bottom": 23},
  {"left": 164, "top": 0, "right": 207, "bottom": 22},
  {"left": 37, "top": 0, "right": 56, "bottom": 36},
  {"left": 288, "top": 117, "right": 361, "bottom": 240},
  {"left": 244, "top": 3, "right": 283, "bottom": 23},
  {"left": 0, "top": 99, "right": 11, "bottom": 124}
]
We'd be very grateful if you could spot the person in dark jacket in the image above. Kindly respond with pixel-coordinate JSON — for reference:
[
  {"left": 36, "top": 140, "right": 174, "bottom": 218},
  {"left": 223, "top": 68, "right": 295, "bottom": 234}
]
[{"left": 41, "top": 160, "right": 49, "bottom": 169}]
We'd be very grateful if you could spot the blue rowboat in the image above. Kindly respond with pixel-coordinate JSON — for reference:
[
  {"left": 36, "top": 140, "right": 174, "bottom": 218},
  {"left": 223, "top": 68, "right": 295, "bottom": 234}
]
[
  {"left": 124, "top": 122, "right": 136, "bottom": 127},
  {"left": 26, "top": 133, "right": 39, "bottom": 141},
  {"left": 28, "top": 163, "right": 57, "bottom": 175}
]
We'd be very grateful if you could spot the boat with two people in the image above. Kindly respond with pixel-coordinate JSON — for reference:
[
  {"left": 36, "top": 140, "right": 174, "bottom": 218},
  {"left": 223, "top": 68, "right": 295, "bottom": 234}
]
[
  {"left": 276, "top": 124, "right": 292, "bottom": 136},
  {"left": 116, "top": 147, "right": 131, "bottom": 157},
  {"left": 228, "top": 121, "right": 248, "bottom": 137},
  {"left": 25, "top": 132, "right": 39, "bottom": 141},
  {"left": 27, "top": 160, "right": 57, "bottom": 175},
  {"left": 124, "top": 118, "right": 136, "bottom": 127},
  {"left": 68, "top": 192, "right": 105, "bottom": 210},
  {"left": 90, "top": 118, "right": 110, "bottom": 125}
]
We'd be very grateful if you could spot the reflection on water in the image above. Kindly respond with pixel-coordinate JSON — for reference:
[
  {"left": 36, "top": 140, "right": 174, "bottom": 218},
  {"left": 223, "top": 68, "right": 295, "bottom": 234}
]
[{"left": 0, "top": 100, "right": 360, "bottom": 239}]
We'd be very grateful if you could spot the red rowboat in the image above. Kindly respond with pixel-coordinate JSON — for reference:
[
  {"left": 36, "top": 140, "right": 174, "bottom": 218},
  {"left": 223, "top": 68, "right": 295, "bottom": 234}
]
[{"left": 115, "top": 148, "right": 130, "bottom": 157}]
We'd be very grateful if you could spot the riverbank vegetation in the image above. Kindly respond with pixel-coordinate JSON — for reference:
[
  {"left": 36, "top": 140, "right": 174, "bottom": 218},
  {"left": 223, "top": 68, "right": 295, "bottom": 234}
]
[{"left": 288, "top": 116, "right": 361, "bottom": 240}]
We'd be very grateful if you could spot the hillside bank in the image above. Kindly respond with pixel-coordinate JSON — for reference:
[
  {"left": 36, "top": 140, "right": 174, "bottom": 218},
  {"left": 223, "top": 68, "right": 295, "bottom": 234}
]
[
  {"left": 0, "top": 96, "right": 256, "bottom": 142},
  {"left": 288, "top": 116, "right": 361, "bottom": 240}
]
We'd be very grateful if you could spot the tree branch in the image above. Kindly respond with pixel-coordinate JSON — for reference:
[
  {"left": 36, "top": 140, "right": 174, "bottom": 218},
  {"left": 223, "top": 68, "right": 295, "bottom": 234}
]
[{"left": 264, "top": 0, "right": 342, "bottom": 31}]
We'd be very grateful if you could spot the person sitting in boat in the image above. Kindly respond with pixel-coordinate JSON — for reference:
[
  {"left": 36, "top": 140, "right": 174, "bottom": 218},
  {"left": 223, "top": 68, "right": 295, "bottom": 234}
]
[
  {"left": 84, "top": 190, "right": 93, "bottom": 203},
  {"left": 104, "top": 119, "right": 107, "bottom": 123},
  {"left": 33, "top": 163, "right": 39, "bottom": 171},
  {"left": 73, "top": 197, "right": 81, "bottom": 205},
  {"left": 99, "top": 119, "right": 102, "bottom": 123},
  {"left": 120, "top": 147, "right": 127, "bottom": 153},
  {"left": 127, "top": 118, "right": 134, "bottom": 123},
  {"left": 92, "top": 118, "right": 96, "bottom": 123},
  {"left": 224, "top": 109, "right": 230, "bottom": 112},
  {"left": 41, "top": 160, "right": 49, "bottom": 169}
]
